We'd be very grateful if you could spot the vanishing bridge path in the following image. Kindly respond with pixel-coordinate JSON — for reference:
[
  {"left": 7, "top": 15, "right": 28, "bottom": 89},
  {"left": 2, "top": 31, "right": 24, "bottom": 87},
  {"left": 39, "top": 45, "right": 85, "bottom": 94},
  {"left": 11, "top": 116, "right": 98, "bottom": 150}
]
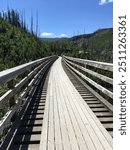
[{"left": 0, "top": 56, "right": 113, "bottom": 150}]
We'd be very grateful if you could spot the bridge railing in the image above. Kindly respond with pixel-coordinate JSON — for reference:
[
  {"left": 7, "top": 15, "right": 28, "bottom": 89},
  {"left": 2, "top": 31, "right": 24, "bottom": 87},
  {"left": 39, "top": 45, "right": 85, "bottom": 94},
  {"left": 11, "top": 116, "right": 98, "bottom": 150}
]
[
  {"left": 0, "top": 56, "right": 57, "bottom": 136},
  {"left": 63, "top": 55, "right": 113, "bottom": 111}
]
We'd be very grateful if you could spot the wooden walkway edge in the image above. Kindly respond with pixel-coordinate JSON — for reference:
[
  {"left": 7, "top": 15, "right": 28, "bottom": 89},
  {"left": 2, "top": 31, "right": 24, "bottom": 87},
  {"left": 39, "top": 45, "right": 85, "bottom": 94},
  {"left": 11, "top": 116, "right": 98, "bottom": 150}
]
[{"left": 40, "top": 57, "right": 112, "bottom": 150}]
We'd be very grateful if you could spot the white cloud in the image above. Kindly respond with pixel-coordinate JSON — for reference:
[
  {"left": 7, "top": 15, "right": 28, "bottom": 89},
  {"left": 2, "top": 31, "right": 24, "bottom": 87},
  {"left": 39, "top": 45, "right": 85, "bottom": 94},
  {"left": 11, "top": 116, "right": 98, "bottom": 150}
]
[
  {"left": 58, "top": 34, "right": 67, "bottom": 38},
  {"left": 40, "top": 32, "right": 54, "bottom": 38},
  {"left": 99, "top": 0, "right": 113, "bottom": 5},
  {"left": 40, "top": 32, "right": 68, "bottom": 38}
]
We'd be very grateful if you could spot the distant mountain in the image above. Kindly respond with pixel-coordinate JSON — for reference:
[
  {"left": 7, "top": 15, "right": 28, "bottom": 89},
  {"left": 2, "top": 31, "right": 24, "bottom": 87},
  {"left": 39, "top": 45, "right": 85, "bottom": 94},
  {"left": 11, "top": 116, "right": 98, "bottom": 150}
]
[
  {"left": 41, "top": 37, "right": 69, "bottom": 42},
  {"left": 71, "top": 28, "right": 112, "bottom": 40},
  {"left": 69, "top": 28, "right": 113, "bottom": 62}
]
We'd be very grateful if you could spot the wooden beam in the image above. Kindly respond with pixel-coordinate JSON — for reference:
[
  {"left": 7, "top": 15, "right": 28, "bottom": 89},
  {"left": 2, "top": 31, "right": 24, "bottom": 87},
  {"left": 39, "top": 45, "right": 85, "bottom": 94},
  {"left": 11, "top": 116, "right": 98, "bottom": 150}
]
[
  {"left": 0, "top": 56, "right": 55, "bottom": 85},
  {"left": 65, "top": 58, "right": 113, "bottom": 85},
  {"left": 64, "top": 56, "right": 113, "bottom": 72}
]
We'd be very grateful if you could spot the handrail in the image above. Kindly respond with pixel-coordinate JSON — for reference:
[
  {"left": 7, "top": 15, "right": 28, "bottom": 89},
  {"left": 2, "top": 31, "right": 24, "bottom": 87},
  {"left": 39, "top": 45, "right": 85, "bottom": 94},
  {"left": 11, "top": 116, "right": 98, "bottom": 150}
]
[
  {"left": 64, "top": 56, "right": 113, "bottom": 72},
  {"left": 0, "top": 56, "right": 53, "bottom": 85},
  {"left": 65, "top": 58, "right": 113, "bottom": 85},
  {"left": 63, "top": 55, "right": 113, "bottom": 100},
  {"left": 0, "top": 56, "right": 58, "bottom": 136}
]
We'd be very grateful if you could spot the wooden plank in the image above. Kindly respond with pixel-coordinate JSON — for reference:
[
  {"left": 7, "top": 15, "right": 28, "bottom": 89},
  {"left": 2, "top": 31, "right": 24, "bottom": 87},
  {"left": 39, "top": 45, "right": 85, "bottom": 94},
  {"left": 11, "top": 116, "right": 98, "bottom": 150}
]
[
  {"left": 82, "top": 95, "right": 95, "bottom": 98},
  {"left": 80, "top": 94, "right": 93, "bottom": 96},
  {"left": 48, "top": 75, "right": 55, "bottom": 150},
  {"left": 84, "top": 99, "right": 97, "bottom": 101},
  {"left": 81, "top": 97, "right": 97, "bottom": 99},
  {"left": 86, "top": 101, "right": 100, "bottom": 104},
  {"left": 39, "top": 73, "right": 51, "bottom": 150},
  {"left": 78, "top": 91, "right": 90, "bottom": 94},
  {"left": 103, "top": 124, "right": 113, "bottom": 129},
  {"left": 91, "top": 108, "right": 109, "bottom": 112},
  {"left": 13, "top": 144, "right": 40, "bottom": 150},
  {"left": 98, "top": 117, "right": 113, "bottom": 122},
  {"left": 95, "top": 112, "right": 113, "bottom": 117},
  {"left": 15, "top": 134, "right": 41, "bottom": 142},
  {"left": 18, "top": 126, "right": 42, "bottom": 133},
  {"left": 24, "top": 114, "right": 43, "bottom": 120},
  {"left": 53, "top": 76, "right": 63, "bottom": 150},
  {"left": 88, "top": 104, "right": 104, "bottom": 108}
]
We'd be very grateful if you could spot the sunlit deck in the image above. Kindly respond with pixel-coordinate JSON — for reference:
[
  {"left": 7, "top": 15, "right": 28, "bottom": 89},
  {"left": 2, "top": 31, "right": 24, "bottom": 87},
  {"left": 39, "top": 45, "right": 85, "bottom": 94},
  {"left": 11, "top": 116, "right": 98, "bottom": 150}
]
[{"left": 40, "top": 57, "right": 112, "bottom": 150}]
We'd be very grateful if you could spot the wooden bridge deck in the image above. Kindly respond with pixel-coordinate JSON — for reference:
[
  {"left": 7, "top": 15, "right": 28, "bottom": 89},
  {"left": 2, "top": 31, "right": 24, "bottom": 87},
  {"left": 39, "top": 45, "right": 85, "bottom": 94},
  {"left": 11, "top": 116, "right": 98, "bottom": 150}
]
[{"left": 40, "top": 57, "right": 112, "bottom": 150}]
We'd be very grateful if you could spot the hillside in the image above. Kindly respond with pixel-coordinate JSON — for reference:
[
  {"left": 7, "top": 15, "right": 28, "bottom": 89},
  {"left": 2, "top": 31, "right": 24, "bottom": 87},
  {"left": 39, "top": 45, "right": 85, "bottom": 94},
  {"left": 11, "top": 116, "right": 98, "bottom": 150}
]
[
  {"left": 0, "top": 15, "right": 52, "bottom": 71},
  {"left": 69, "top": 28, "right": 113, "bottom": 62}
]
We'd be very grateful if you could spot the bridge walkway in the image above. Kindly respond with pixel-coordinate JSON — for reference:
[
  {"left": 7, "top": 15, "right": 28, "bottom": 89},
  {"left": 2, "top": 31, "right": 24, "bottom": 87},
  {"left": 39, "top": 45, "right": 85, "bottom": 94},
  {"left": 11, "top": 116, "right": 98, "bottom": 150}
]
[{"left": 40, "top": 57, "right": 112, "bottom": 150}]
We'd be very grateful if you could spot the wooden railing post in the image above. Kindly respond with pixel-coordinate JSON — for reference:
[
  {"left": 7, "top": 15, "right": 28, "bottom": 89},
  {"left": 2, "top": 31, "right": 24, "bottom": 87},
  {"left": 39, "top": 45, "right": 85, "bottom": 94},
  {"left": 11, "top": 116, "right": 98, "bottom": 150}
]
[{"left": 7, "top": 79, "right": 15, "bottom": 107}]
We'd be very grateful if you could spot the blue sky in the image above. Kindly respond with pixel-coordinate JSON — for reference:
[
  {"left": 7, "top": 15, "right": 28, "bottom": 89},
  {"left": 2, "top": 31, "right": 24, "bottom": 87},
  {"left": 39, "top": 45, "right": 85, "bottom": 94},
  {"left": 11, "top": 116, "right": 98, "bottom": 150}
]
[{"left": 0, "top": 0, "right": 113, "bottom": 38}]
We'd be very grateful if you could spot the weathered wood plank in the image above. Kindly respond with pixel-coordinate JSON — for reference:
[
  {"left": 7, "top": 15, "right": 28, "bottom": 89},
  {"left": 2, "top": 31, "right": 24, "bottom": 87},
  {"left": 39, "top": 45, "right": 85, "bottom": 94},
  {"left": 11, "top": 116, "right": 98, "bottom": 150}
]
[
  {"left": 39, "top": 75, "right": 51, "bottom": 150},
  {"left": 53, "top": 77, "right": 63, "bottom": 150},
  {"left": 48, "top": 77, "right": 55, "bottom": 150}
]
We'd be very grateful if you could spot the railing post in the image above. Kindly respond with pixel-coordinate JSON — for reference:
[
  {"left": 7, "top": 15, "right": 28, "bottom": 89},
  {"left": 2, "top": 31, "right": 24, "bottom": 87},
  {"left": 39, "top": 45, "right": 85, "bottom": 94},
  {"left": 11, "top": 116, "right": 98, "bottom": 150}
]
[
  {"left": 84, "top": 63, "right": 87, "bottom": 77},
  {"left": 7, "top": 79, "right": 15, "bottom": 107}
]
